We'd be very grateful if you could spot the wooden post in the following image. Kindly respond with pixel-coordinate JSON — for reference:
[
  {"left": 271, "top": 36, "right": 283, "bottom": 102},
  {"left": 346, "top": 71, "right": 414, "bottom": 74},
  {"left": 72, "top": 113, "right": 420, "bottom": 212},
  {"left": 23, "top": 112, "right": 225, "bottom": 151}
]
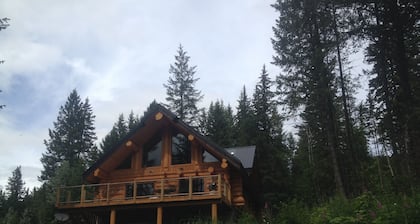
[
  {"left": 133, "top": 181, "right": 137, "bottom": 201},
  {"left": 110, "top": 209, "right": 116, "bottom": 224},
  {"left": 188, "top": 176, "right": 193, "bottom": 199},
  {"left": 55, "top": 187, "right": 60, "bottom": 206},
  {"left": 106, "top": 183, "right": 110, "bottom": 202},
  {"left": 81, "top": 185, "right": 86, "bottom": 204},
  {"left": 211, "top": 203, "right": 218, "bottom": 224},
  {"left": 218, "top": 175, "right": 222, "bottom": 197},
  {"left": 160, "top": 179, "right": 164, "bottom": 201},
  {"left": 157, "top": 206, "right": 163, "bottom": 224}
]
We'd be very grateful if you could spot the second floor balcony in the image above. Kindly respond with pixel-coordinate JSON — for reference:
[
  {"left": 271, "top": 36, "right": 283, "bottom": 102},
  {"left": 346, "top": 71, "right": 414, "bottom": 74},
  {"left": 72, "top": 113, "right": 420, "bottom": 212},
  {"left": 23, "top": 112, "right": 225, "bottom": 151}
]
[{"left": 56, "top": 174, "right": 231, "bottom": 209}]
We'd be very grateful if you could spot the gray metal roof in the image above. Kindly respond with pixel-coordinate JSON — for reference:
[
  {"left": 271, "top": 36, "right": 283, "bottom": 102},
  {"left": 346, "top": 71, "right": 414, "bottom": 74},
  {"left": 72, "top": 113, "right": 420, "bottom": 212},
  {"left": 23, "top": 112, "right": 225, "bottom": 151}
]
[{"left": 225, "top": 146, "right": 256, "bottom": 169}]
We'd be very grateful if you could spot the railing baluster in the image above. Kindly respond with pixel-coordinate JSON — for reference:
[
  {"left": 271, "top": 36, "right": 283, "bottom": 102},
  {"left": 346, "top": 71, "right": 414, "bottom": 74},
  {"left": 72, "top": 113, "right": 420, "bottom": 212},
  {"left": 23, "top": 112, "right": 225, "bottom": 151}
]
[
  {"left": 160, "top": 179, "right": 164, "bottom": 201},
  {"left": 218, "top": 175, "right": 222, "bottom": 197},
  {"left": 56, "top": 174, "right": 229, "bottom": 208},
  {"left": 188, "top": 176, "right": 192, "bottom": 199},
  {"left": 133, "top": 181, "right": 137, "bottom": 202},
  {"left": 106, "top": 183, "right": 110, "bottom": 203},
  {"left": 81, "top": 184, "right": 85, "bottom": 204},
  {"left": 56, "top": 187, "right": 60, "bottom": 206}
]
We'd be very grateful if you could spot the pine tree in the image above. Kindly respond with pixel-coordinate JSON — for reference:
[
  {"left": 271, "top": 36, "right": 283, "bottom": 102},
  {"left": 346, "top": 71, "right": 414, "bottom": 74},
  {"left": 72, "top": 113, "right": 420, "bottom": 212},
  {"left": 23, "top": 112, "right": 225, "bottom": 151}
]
[
  {"left": 0, "top": 189, "right": 6, "bottom": 222},
  {"left": 164, "top": 45, "right": 203, "bottom": 126},
  {"left": 362, "top": 0, "right": 420, "bottom": 188},
  {"left": 252, "top": 65, "right": 289, "bottom": 207},
  {"left": 100, "top": 112, "right": 140, "bottom": 155},
  {"left": 272, "top": 0, "right": 348, "bottom": 198},
  {"left": 6, "top": 167, "right": 26, "bottom": 215},
  {"left": 235, "top": 86, "right": 256, "bottom": 146},
  {"left": 40, "top": 89, "right": 98, "bottom": 181},
  {"left": 2, "top": 208, "right": 19, "bottom": 224},
  {"left": 100, "top": 114, "right": 128, "bottom": 154},
  {"left": 127, "top": 110, "right": 140, "bottom": 132},
  {"left": 201, "top": 100, "right": 235, "bottom": 147}
]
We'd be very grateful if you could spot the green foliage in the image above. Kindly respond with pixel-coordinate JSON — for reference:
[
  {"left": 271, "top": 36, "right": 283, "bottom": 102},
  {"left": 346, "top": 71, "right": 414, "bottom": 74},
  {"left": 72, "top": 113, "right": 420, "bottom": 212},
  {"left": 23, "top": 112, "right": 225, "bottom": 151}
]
[
  {"left": 100, "top": 111, "right": 140, "bottom": 155},
  {"left": 40, "top": 89, "right": 98, "bottom": 181},
  {"left": 273, "top": 192, "right": 420, "bottom": 224},
  {"left": 275, "top": 200, "right": 310, "bottom": 224},
  {"left": 6, "top": 166, "right": 26, "bottom": 213},
  {"left": 164, "top": 44, "right": 203, "bottom": 126},
  {"left": 252, "top": 65, "right": 290, "bottom": 207},
  {"left": 234, "top": 86, "right": 256, "bottom": 146},
  {"left": 200, "top": 100, "right": 235, "bottom": 147},
  {"left": 2, "top": 208, "right": 19, "bottom": 224}
]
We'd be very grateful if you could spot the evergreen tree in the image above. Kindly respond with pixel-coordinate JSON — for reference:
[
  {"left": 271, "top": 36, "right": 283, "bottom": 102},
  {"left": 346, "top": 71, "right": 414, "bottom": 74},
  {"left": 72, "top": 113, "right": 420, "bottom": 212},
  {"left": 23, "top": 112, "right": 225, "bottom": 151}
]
[
  {"left": 252, "top": 65, "right": 289, "bottom": 207},
  {"left": 362, "top": 0, "right": 420, "bottom": 188},
  {"left": 100, "top": 114, "right": 128, "bottom": 154},
  {"left": 100, "top": 111, "right": 140, "bottom": 155},
  {"left": 5, "top": 167, "right": 26, "bottom": 215},
  {"left": 2, "top": 208, "right": 18, "bottom": 224},
  {"left": 201, "top": 100, "right": 235, "bottom": 147},
  {"left": 234, "top": 86, "right": 256, "bottom": 146},
  {"left": 272, "top": 0, "right": 348, "bottom": 198},
  {"left": 0, "top": 188, "right": 7, "bottom": 222},
  {"left": 28, "top": 186, "right": 54, "bottom": 224},
  {"left": 164, "top": 45, "right": 203, "bottom": 126},
  {"left": 127, "top": 110, "right": 140, "bottom": 132},
  {"left": 40, "top": 89, "right": 98, "bottom": 181}
]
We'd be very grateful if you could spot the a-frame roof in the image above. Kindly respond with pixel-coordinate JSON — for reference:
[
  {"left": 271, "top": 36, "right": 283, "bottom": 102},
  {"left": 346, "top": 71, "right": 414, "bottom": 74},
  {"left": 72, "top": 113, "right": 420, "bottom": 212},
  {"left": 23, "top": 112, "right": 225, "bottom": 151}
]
[{"left": 83, "top": 102, "right": 246, "bottom": 182}]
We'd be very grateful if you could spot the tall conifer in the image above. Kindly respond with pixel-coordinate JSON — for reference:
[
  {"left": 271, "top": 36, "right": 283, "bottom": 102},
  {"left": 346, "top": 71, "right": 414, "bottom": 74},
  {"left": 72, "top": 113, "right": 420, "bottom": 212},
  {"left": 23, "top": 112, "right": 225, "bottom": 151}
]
[
  {"left": 164, "top": 45, "right": 203, "bottom": 126},
  {"left": 40, "top": 89, "right": 98, "bottom": 181}
]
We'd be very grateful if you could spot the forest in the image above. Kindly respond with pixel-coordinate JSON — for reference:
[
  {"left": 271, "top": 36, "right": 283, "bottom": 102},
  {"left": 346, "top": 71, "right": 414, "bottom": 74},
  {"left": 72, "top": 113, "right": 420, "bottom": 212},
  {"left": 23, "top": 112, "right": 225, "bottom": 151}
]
[{"left": 0, "top": 0, "right": 419, "bottom": 223}]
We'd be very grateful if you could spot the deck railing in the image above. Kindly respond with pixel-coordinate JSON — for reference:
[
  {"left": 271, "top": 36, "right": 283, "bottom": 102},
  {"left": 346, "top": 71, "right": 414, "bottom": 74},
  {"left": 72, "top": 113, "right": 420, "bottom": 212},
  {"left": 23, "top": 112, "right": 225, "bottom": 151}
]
[{"left": 56, "top": 175, "right": 231, "bottom": 209}]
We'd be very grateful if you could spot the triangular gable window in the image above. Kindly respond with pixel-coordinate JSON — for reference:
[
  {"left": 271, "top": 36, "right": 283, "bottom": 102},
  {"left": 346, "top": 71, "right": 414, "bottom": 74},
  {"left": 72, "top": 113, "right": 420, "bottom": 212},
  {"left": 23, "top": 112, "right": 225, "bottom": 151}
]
[
  {"left": 171, "top": 132, "right": 191, "bottom": 165},
  {"left": 202, "top": 148, "right": 218, "bottom": 163},
  {"left": 142, "top": 133, "right": 162, "bottom": 167}
]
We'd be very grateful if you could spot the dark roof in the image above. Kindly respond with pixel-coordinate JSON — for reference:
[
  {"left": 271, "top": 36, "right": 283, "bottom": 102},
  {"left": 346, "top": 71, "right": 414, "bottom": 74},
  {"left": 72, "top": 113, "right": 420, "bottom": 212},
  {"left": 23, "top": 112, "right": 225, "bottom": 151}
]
[
  {"left": 83, "top": 102, "right": 245, "bottom": 180},
  {"left": 225, "top": 146, "right": 256, "bottom": 169}
]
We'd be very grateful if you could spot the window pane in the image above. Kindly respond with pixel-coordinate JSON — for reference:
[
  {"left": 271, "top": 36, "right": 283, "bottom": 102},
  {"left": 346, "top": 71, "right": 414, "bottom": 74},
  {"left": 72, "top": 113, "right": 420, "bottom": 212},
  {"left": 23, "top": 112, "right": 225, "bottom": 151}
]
[
  {"left": 143, "top": 138, "right": 162, "bottom": 167},
  {"left": 202, "top": 150, "right": 218, "bottom": 163},
  {"left": 171, "top": 133, "right": 191, "bottom": 165}
]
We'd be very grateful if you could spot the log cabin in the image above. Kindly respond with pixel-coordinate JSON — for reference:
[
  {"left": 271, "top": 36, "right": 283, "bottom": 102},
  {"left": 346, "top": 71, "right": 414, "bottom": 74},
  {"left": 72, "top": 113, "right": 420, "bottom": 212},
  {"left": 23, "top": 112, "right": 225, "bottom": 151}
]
[{"left": 55, "top": 103, "right": 256, "bottom": 224}]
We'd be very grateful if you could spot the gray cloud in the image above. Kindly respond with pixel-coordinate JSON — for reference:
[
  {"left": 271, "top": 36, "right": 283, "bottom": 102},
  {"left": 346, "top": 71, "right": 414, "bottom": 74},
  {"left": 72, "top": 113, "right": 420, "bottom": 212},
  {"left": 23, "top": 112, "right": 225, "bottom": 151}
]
[{"left": 0, "top": 0, "right": 279, "bottom": 188}]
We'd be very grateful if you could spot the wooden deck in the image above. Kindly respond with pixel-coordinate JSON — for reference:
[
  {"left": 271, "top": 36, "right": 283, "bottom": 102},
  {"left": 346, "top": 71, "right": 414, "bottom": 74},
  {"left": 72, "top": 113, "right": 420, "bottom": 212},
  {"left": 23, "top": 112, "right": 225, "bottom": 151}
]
[{"left": 56, "top": 174, "right": 231, "bottom": 209}]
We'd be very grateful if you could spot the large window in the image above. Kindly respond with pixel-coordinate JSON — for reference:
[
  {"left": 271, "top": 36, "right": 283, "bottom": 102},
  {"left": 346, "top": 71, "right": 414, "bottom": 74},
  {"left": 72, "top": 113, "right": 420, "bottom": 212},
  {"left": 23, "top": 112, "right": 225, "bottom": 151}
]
[
  {"left": 202, "top": 149, "right": 218, "bottom": 163},
  {"left": 171, "top": 133, "right": 191, "bottom": 165},
  {"left": 142, "top": 135, "right": 162, "bottom": 167}
]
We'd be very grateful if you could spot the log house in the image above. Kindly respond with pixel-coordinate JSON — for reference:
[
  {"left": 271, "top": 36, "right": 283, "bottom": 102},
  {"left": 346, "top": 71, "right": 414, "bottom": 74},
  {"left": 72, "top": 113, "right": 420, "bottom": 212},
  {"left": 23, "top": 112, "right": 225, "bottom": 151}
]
[{"left": 55, "top": 103, "right": 255, "bottom": 224}]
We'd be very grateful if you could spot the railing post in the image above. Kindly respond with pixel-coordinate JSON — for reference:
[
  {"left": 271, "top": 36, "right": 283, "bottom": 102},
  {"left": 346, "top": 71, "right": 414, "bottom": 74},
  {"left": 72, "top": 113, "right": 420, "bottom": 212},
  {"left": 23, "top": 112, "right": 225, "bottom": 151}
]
[
  {"left": 56, "top": 187, "right": 61, "bottom": 206},
  {"left": 224, "top": 181, "right": 227, "bottom": 197},
  {"left": 160, "top": 179, "right": 164, "bottom": 201},
  {"left": 188, "top": 176, "right": 193, "bottom": 199},
  {"left": 81, "top": 185, "right": 85, "bottom": 204},
  {"left": 133, "top": 181, "right": 137, "bottom": 202},
  {"left": 218, "top": 175, "right": 222, "bottom": 197},
  {"left": 106, "top": 183, "right": 110, "bottom": 203}
]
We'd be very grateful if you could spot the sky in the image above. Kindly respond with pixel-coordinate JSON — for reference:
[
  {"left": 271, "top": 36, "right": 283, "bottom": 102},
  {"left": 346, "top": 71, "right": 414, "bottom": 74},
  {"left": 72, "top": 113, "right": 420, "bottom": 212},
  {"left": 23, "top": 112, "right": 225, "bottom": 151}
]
[{"left": 0, "top": 0, "right": 282, "bottom": 190}]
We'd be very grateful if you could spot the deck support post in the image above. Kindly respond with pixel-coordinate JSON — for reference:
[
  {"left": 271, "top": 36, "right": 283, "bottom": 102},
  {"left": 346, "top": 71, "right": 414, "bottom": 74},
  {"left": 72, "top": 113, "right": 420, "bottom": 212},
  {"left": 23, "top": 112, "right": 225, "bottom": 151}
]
[
  {"left": 211, "top": 203, "right": 217, "bottom": 224},
  {"left": 110, "top": 209, "right": 116, "bottom": 224},
  {"left": 157, "top": 206, "right": 163, "bottom": 224}
]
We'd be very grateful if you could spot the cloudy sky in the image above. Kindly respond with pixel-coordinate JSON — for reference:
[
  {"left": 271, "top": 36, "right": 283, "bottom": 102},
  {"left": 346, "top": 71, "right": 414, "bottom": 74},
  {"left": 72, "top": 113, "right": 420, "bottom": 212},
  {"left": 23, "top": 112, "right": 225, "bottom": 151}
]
[{"left": 0, "top": 0, "right": 283, "bottom": 189}]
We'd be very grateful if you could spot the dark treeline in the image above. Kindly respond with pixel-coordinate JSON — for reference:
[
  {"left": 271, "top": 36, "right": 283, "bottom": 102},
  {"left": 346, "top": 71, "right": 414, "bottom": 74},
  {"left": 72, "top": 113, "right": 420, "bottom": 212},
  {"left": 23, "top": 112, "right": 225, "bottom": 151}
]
[{"left": 0, "top": 0, "right": 419, "bottom": 223}]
